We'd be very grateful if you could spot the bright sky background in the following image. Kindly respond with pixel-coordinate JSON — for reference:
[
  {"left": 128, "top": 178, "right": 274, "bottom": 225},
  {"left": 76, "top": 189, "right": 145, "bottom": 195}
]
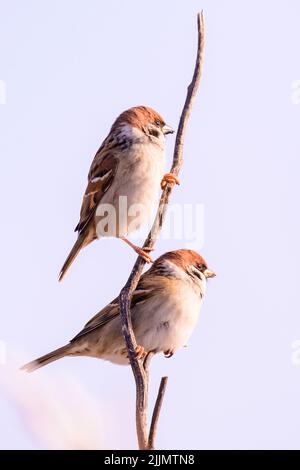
[{"left": 1, "top": 0, "right": 300, "bottom": 450}]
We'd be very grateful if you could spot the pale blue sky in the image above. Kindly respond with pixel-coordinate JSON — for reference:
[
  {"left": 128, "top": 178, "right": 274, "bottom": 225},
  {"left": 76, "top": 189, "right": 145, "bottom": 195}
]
[{"left": 1, "top": 0, "right": 300, "bottom": 449}]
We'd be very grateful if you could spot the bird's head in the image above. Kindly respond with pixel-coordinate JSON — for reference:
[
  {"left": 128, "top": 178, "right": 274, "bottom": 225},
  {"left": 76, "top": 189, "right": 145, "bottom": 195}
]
[
  {"left": 152, "top": 249, "right": 216, "bottom": 287},
  {"left": 111, "top": 106, "right": 174, "bottom": 142}
]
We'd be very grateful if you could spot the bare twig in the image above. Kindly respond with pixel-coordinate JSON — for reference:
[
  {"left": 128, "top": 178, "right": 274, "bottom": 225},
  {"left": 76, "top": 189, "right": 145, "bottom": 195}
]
[
  {"left": 119, "top": 11, "right": 205, "bottom": 450},
  {"left": 148, "top": 377, "right": 168, "bottom": 450},
  {"left": 143, "top": 352, "right": 155, "bottom": 374}
]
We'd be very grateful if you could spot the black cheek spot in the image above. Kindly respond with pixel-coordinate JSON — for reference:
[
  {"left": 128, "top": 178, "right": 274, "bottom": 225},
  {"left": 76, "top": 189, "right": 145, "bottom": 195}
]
[{"left": 149, "top": 128, "right": 160, "bottom": 138}]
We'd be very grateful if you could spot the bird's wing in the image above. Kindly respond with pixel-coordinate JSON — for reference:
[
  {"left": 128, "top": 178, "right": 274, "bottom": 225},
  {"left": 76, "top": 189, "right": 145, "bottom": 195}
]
[
  {"left": 70, "top": 273, "right": 161, "bottom": 342},
  {"left": 70, "top": 299, "right": 120, "bottom": 342},
  {"left": 74, "top": 136, "right": 120, "bottom": 234}
]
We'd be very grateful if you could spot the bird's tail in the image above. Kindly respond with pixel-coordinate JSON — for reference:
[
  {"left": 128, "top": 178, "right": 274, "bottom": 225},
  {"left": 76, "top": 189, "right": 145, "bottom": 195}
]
[
  {"left": 21, "top": 344, "right": 72, "bottom": 373},
  {"left": 58, "top": 235, "right": 86, "bottom": 282}
]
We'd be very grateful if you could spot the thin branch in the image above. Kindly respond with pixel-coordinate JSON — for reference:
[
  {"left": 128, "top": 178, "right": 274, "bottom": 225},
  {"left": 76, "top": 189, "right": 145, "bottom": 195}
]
[
  {"left": 119, "top": 11, "right": 205, "bottom": 450},
  {"left": 143, "top": 352, "right": 155, "bottom": 374},
  {"left": 148, "top": 377, "right": 168, "bottom": 450}
]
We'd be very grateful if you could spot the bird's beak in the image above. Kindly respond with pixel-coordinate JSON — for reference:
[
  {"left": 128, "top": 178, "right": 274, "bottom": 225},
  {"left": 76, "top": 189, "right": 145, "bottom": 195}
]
[
  {"left": 204, "top": 268, "right": 216, "bottom": 279},
  {"left": 162, "top": 124, "right": 175, "bottom": 135}
]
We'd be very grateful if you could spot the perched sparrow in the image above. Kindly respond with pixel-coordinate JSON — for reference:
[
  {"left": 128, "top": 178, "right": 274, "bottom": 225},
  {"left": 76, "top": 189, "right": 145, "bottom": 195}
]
[
  {"left": 59, "top": 106, "right": 177, "bottom": 281},
  {"left": 22, "top": 249, "right": 215, "bottom": 372}
]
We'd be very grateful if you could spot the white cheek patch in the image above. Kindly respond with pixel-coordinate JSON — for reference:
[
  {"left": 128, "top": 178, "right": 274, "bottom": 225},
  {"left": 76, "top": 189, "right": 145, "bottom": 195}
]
[{"left": 161, "top": 260, "right": 187, "bottom": 280}]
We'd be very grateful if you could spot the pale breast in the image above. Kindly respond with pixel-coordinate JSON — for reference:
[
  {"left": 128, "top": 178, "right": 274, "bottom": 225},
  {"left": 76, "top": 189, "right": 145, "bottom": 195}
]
[
  {"left": 96, "top": 140, "right": 165, "bottom": 238},
  {"left": 133, "top": 281, "right": 204, "bottom": 354}
]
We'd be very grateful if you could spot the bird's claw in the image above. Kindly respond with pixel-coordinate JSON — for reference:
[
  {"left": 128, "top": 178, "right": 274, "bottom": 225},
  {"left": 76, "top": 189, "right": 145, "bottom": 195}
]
[
  {"left": 134, "top": 247, "right": 153, "bottom": 263},
  {"left": 134, "top": 345, "right": 147, "bottom": 360},
  {"left": 142, "top": 246, "right": 154, "bottom": 253},
  {"left": 161, "top": 173, "right": 180, "bottom": 190},
  {"left": 164, "top": 349, "right": 174, "bottom": 358}
]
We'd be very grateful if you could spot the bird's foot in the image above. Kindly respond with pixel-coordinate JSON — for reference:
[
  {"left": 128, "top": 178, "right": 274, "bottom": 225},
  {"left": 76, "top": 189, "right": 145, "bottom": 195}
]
[
  {"left": 134, "top": 246, "right": 153, "bottom": 263},
  {"left": 161, "top": 173, "right": 180, "bottom": 190},
  {"left": 164, "top": 349, "right": 174, "bottom": 358},
  {"left": 134, "top": 345, "right": 147, "bottom": 360},
  {"left": 121, "top": 238, "right": 153, "bottom": 263}
]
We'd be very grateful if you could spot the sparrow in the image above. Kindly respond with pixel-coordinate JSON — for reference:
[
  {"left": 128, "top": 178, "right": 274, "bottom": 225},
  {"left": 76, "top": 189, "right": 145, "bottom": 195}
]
[
  {"left": 22, "top": 249, "right": 215, "bottom": 372},
  {"left": 59, "top": 106, "right": 177, "bottom": 281}
]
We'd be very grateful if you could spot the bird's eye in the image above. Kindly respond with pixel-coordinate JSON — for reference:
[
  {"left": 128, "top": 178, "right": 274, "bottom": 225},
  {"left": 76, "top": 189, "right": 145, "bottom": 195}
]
[
  {"left": 155, "top": 120, "right": 161, "bottom": 126},
  {"left": 197, "top": 263, "right": 206, "bottom": 272}
]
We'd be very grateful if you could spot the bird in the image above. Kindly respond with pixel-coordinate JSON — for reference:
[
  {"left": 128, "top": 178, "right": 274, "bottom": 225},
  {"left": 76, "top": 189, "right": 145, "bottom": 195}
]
[
  {"left": 58, "top": 105, "right": 178, "bottom": 281},
  {"left": 22, "top": 249, "right": 215, "bottom": 372}
]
